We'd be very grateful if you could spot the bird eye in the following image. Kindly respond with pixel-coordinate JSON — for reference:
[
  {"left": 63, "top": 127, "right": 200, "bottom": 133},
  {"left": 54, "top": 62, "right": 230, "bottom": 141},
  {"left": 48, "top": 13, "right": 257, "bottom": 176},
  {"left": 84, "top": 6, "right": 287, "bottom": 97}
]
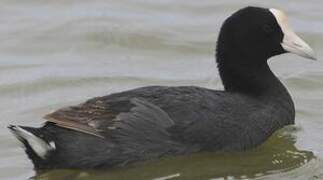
[{"left": 263, "top": 24, "right": 273, "bottom": 35}]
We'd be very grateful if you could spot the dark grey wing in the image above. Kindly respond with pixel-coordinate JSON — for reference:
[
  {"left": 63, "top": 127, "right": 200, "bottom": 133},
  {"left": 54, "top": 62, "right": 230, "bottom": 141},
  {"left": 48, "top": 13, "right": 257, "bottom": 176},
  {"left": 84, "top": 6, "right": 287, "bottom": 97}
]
[
  {"left": 44, "top": 97, "right": 118, "bottom": 138},
  {"left": 45, "top": 94, "right": 185, "bottom": 156},
  {"left": 112, "top": 98, "right": 184, "bottom": 162},
  {"left": 43, "top": 86, "right": 168, "bottom": 138}
]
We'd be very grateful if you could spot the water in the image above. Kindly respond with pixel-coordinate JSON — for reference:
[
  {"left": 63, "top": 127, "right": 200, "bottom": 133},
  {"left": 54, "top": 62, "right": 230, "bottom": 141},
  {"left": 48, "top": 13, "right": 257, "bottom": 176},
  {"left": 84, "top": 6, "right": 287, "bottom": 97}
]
[{"left": 0, "top": 0, "right": 323, "bottom": 179}]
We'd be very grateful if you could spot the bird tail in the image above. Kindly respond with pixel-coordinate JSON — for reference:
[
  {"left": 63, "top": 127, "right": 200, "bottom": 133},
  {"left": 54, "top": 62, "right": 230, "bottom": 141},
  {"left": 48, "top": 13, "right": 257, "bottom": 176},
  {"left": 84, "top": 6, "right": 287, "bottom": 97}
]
[{"left": 8, "top": 125, "right": 56, "bottom": 168}]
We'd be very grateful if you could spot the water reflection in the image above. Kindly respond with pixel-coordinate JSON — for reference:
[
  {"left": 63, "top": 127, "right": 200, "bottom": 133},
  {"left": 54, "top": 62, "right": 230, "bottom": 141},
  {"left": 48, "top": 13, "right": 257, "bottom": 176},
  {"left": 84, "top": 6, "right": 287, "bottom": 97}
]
[{"left": 32, "top": 127, "right": 315, "bottom": 180}]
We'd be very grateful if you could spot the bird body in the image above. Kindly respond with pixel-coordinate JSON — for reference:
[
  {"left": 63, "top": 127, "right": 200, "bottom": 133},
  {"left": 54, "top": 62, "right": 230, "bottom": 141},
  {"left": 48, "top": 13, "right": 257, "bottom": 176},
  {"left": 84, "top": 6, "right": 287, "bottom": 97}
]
[
  {"left": 9, "top": 6, "right": 315, "bottom": 169},
  {"left": 10, "top": 85, "right": 294, "bottom": 168}
]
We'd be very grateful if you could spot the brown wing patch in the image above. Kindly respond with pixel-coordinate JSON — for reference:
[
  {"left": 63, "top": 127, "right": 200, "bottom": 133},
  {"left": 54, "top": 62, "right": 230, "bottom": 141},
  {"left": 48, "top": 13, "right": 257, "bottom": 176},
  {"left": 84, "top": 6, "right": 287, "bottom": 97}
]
[{"left": 44, "top": 99, "right": 117, "bottom": 138}]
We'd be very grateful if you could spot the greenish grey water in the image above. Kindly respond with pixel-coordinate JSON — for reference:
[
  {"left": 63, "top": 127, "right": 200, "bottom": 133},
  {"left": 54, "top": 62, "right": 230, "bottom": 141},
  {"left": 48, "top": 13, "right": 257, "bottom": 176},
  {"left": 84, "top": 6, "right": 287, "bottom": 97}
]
[{"left": 0, "top": 0, "right": 322, "bottom": 179}]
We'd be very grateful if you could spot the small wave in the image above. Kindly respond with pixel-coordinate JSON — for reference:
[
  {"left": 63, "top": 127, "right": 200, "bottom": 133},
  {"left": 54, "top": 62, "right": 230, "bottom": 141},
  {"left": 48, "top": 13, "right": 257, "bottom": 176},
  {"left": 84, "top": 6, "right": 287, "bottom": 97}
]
[{"left": 0, "top": 75, "right": 212, "bottom": 96}]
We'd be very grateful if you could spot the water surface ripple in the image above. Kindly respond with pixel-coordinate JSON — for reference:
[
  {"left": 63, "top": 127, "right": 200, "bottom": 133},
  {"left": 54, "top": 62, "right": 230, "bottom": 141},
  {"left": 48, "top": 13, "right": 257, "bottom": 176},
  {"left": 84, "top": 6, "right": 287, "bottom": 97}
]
[{"left": 1, "top": 0, "right": 323, "bottom": 179}]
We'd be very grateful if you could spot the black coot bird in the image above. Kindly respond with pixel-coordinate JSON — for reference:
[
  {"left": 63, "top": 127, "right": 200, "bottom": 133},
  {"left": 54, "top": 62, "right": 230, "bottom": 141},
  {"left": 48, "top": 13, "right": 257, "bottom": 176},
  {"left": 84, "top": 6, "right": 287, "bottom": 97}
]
[{"left": 9, "top": 7, "right": 316, "bottom": 169}]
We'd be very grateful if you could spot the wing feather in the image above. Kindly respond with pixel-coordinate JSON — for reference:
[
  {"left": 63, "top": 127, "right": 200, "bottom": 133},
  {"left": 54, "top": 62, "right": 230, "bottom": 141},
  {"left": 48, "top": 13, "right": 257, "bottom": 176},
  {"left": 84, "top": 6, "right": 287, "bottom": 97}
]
[{"left": 44, "top": 98, "right": 117, "bottom": 138}]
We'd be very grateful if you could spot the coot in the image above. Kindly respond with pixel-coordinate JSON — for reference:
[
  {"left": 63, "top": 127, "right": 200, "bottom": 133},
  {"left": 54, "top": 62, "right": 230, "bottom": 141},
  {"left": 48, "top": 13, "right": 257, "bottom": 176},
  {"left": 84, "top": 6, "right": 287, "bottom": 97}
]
[{"left": 9, "top": 6, "right": 316, "bottom": 169}]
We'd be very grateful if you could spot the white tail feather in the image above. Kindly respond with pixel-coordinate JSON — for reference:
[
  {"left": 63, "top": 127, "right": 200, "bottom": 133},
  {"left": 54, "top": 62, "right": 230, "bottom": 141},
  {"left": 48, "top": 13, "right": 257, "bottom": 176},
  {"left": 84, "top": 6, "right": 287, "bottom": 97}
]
[{"left": 9, "top": 126, "right": 55, "bottom": 159}]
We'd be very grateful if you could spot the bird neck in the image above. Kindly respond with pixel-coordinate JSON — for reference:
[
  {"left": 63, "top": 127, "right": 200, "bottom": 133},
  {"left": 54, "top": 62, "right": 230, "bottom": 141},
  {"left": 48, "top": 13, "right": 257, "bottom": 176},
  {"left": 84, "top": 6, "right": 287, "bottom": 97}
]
[
  {"left": 216, "top": 50, "right": 295, "bottom": 128},
  {"left": 216, "top": 52, "right": 287, "bottom": 97}
]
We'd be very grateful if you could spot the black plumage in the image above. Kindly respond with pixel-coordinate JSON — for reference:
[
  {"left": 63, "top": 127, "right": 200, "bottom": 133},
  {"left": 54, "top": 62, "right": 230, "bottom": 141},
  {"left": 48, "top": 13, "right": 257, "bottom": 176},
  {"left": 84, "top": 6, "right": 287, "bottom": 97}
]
[{"left": 9, "top": 6, "right": 315, "bottom": 169}]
